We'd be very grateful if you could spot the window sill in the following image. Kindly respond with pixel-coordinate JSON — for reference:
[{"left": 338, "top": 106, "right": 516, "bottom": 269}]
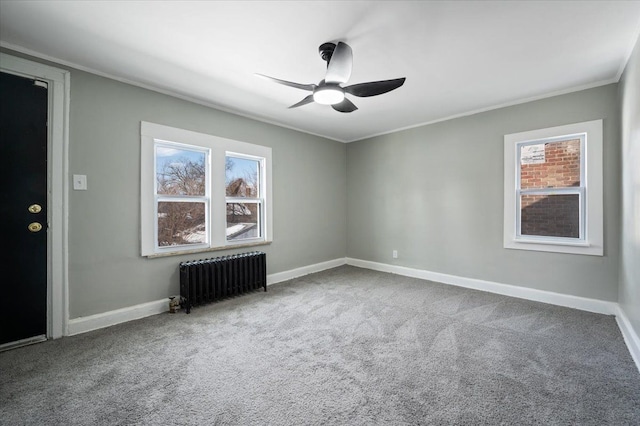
[
  {"left": 145, "top": 240, "right": 272, "bottom": 259},
  {"left": 514, "top": 237, "right": 590, "bottom": 247},
  {"left": 504, "top": 238, "right": 602, "bottom": 256}
]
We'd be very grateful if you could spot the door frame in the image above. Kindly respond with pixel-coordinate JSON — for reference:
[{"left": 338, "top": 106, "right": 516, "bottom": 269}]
[{"left": 1, "top": 53, "right": 69, "bottom": 339}]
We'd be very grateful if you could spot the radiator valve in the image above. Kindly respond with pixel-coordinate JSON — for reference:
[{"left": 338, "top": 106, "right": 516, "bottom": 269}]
[{"left": 168, "top": 296, "right": 181, "bottom": 313}]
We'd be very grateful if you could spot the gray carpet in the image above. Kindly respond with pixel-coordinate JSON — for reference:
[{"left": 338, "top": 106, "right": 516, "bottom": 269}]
[{"left": 1, "top": 265, "right": 639, "bottom": 425}]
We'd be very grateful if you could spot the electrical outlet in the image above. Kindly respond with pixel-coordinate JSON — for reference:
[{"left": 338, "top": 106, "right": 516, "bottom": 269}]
[
  {"left": 73, "top": 174, "right": 87, "bottom": 190},
  {"left": 393, "top": 250, "right": 398, "bottom": 259}
]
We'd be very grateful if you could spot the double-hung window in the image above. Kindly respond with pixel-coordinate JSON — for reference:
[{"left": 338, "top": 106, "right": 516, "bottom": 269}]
[
  {"left": 504, "top": 120, "right": 603, "bottom": 256},
  {"left": 141, "top": 122, "right": 272, "bottom": 257},
  {"left": 155, "top": 142, "right": 210, "bottom": 250},
  {"left": 225, "top": 153, "right": 264, "bottom": 242}
]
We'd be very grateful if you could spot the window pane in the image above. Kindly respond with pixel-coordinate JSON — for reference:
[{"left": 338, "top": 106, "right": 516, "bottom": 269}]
[
  {"left": 226, "top": 202, "right": 260, "bottom": 241},
  {"left": 226, "top": 156, "right": 260, "bottom": 197},
  {"left": 156, "top": 146, "right": 206, "bottom": 196},
  {"left": 157, "top": 201, "right": 206, "bottom": 246},
  {"left": 520, "top": 194, "right": 579, "bottom": 238},
  {"left": 520, "top": 139, "right": 581, "bottom": 190}
]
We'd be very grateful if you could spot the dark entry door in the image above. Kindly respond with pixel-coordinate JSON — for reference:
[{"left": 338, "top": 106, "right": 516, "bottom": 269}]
[{"left": 0, "top": 71, "right": 48, "bottom": 346}]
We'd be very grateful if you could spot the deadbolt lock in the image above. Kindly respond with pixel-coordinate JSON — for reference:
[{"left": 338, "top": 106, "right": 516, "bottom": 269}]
[
  {"left": 28, "top": 222, "right": 43, "bottom": 233},
  {"left": 28, "top": 204, "right": 42, "bottom": 214}
]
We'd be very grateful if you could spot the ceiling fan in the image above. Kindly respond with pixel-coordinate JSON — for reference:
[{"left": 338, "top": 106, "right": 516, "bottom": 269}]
[{"left": 256, "top": 41, "right": 406, "bottom": 113}]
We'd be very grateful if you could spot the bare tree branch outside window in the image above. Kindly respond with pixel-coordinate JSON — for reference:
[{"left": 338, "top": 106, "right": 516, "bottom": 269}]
[{"left": 157, "top": 154, "right": 207, "bottom": 246}]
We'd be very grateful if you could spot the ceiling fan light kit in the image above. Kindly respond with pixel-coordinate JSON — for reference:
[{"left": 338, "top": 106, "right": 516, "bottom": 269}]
[
  {"left": 312, "top": 85, "right": 345, "bottom": 105},
  {"left": 257, "top": 41, "right": 406, "bottom": 113}
]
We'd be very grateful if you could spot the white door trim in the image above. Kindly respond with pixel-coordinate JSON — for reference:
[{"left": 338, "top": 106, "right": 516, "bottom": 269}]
[{"left": 1, "top": 53, "right": 70, "bottom": 339}]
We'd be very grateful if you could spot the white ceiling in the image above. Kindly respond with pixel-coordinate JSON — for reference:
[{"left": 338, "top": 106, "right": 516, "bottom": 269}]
[{"left": 1, "top": 1, "right": 639, "bottom": 142}]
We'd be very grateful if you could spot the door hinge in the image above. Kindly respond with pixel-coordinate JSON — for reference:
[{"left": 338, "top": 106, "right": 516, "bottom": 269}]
[{"left": 33, "top": 80, "right": 48, "bottom": 89}]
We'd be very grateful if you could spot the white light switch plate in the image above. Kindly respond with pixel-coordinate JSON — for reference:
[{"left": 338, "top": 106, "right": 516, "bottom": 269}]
[{"left": 73, "top": 174, "right": 87, "bottom": 190}]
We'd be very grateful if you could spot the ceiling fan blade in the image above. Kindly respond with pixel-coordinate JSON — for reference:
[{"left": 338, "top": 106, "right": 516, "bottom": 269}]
[
  {"left": 344, "top": 77, "right": 406, "bottom": 97},
  {"left": 255, "top": 73, "right": 316, "bottom": 91},
  {"left": 325, "top": 42, "right": 353, "bottom": 84},
  {"left": 332, "top": 98, "right": 358, "bottom": 113},
  {"left": 288, "top": 94, "right": 315, "bottom": 109}
]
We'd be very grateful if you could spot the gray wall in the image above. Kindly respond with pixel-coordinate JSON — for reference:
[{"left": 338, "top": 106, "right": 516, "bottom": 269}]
[
  {"left": 3, "top": 46, "right": 628, "bottom": 322},
  {"left": 347, "top": 84, "right": 620, "bottom": 301},
  {"left": 0, "top": 48, "right": 347, "bottom": 319},
  {"left": 618, "top": 33, "right": 640, "bottom": 334}
]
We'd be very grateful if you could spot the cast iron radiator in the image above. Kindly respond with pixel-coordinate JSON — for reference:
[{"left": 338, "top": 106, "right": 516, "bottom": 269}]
[{"left": 179, "top": 251, "right": 266, "bottom": 313}]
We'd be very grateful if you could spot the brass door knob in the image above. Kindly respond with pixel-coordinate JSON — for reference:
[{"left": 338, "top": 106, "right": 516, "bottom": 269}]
[
  {"left": 28, "top": 222, "right": 43, "bottom": 232},
  {"left": 28, "top": 204, "right": 42, "bottom": 214}
]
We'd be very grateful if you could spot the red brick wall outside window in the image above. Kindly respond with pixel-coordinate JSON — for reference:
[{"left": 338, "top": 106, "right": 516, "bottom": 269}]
[{"left": 519, "top": 139, "right": 581, "bottom": 238}]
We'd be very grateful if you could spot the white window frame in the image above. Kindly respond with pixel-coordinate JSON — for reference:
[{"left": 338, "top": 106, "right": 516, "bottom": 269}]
[
  {"left": 504, "top": 119, "right": 603, "bottom": 256},
  {"left": 225, "top": 152, "right": 265, "bottom": 243},
  {"left": 141, "top": 122, "right": 273, "bottom": 257},
  {"left": 154, "top": 140, "right": 211, "bottom": 252}
]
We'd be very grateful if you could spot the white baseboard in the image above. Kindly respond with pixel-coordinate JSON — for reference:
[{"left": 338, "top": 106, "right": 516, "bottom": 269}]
[
  {"left": 67, "top": 299, "right": 168, "bottom": 336},
  {"left": 67, "top": 257, "right": 346, "bottom": 336},
  {"left": 346, "top": 258, "right": 618, "bottom": 315},
  {"left": 615, "top": 305, "right": 640, "bottom": 373},
  {"left": 267, "top": 258, "right": 346, "bottom": 286}
]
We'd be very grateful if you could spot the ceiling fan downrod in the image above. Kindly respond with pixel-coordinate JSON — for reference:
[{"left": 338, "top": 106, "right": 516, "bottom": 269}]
[{"left": 318, "top": 42, "right": 337, "bottom": 65}]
